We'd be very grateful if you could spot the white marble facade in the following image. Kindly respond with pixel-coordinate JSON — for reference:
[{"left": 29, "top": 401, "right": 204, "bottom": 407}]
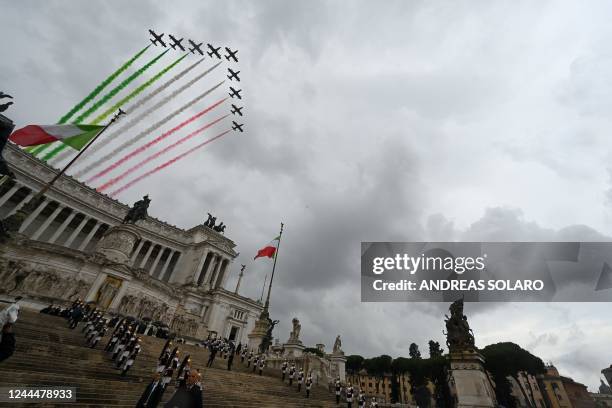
[{"left": 0, "top": 144, "right": 262, "bottom": 344}]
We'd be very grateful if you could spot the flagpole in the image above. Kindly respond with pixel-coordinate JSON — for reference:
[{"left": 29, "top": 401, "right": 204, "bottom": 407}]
[
  {"left": 0, "top": 110, "right": 125, "bottom": 237},
  {"left": 263, "top": 222, "right": 283, "bottom": 314}
]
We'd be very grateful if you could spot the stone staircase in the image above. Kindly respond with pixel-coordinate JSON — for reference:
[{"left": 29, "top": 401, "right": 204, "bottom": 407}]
[{"left": 0, "top": 310, "right": 338, "bottom": 407}]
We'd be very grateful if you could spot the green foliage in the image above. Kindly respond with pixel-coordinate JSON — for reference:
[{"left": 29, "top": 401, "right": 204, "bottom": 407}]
[
  {"left": 428, "top": 340, "right": 444, "bottom": 358},
  {"left": 409, "top": 343, "right": 421, "bottom": 359},
  {"left": 480, "top": 342, "right": 546, "bottom": 408},
  {"left": 346, "top": 355, "right": 365, "bottom": 374},
  {"left": 363, "top": 354, "right": 393, "bottom": 377}
]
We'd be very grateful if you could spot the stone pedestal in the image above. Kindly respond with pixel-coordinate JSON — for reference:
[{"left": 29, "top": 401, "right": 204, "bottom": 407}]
[
  {"left": 330, "top": 353, "right": 347, "bottom": 382},
  {"left": 247, "top": 316, "right": 270, "bottom": 352},
  {"left": 95, "top": 224, "right": 141, "bottom": 264},
  {"left": 448, "top": 351, "right": 496, "bottom": 408},
  {"left": 283, "top": 340, "right": 305, "bottom": 357}
]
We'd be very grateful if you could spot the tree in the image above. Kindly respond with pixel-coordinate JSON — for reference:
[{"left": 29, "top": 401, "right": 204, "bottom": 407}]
[
  {"left": 364, "top": 355, "right": 392, "bottom": 395},
  {"left": 409, "top": 343, "right": 421, "bottom": 359},
  {"left": 428, "top": 340, "right": 444, "bottom": 358},
  {"left": 346, "top": 355, "right": 364, "bottom": 375},
  {"left": 480, "top": 342, "right": 546, "bottom": 408}
]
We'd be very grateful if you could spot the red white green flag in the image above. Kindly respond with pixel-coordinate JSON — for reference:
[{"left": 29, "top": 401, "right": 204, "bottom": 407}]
[
  {"left": 10, "top": 124, "right": 103, "bottom": 150},
  {"left": 254, "top": 236, "right": 281, "bottom": 260}
]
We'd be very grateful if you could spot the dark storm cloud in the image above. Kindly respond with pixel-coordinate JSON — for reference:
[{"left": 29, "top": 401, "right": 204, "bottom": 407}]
[{"left": 3, "top": 0, "right": 612, "bottom": 391}]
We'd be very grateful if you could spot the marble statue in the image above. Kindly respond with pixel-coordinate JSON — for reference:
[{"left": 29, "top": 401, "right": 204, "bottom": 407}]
[
  {"left": 333, "top": 335, "right": 342, "bottom": 353},
  {"left": 289, "top": 317, "right": 301, "bottom": 342}
]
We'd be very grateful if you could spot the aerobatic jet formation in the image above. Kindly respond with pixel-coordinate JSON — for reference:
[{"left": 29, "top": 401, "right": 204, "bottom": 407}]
[
  {"left": 225, "top": 47, "right": 239, "bottom": 62},
  {"left": 149, "top": 29, "right": 166, "bottom": 47},
  {"left": 229, "top": 87, "right": 242, "bottom": 100},
  {"left": 230, "top": 104, "right": 243, "bottom": 116},
  {"left": 232, "top": 121, "right": 244, "bottom": 132},
  {"left": 207, "top": 44, "right": 222, "bottom": 59},
  {"left": 169, "top": 35, "right": 185, "bottom": 51},
  {"left": 227, "top": 68, "right": 241, "bottom": 81},
  {"left": 188, "top": 40, "right": 204, "bottom": 55}
]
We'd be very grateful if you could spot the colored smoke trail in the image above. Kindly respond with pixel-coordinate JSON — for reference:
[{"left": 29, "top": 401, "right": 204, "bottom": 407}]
[
  {"left": 69, "top": 61, "right": 220, "bottom": 176},
  {"left": 90, "top": 54, "right": 187, "bottom": 125},
  {"left": 73, "top": 80, "right": 225, "bottom": 180},
  {"left": 42, "top": 49, "right": 170, "bottom": 161},
  {"left": 59, "top": 45, "right": 151, "bottom": 124},
  {"left": 96, "top": 114, "right": 229, "bottom": 192},
  {"left": 28, "top": 45, "right": 151, "bottom": 156},
  {"left": 109, "top": 129, "right": 232, "bottom": 197},
  {"left": 87, "top": 97, "right": 226, "bottom": 184},
  {"left": 52, "top": 57, "right": 208, "bottom": 166}
]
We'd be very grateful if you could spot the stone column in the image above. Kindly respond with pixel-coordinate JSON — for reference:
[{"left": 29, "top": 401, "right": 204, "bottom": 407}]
[
  {"left": 108, "top": 280, "right": 129, "bottom": 311},
  {"left": 201, "top": 252, "right": 217, "bottom": 288},
  {"left": 17, "top": 197, "right": 48, "bottom": 232},
  {"left": 48, "top": 210, "right": 76, "bottom": 243},
  {"left": 0, "top": 184, "right": 20, "bottom": 207},
  {"left": 193, "top": 250, "right": 209, "bottom": 285},
  {"left": 130, "top": 240, "right": 145, "bottom": 263},
  {"left": 86, "top": 273, "right": 107, "bottom": 302},
  {"left": 208, "top": 255, "right": 223, "bottom": 289},
  {"left": 31, "top": 204, "right": 64, "bottom": 240},
  {"left": 139, "top": 242, "right": 155, "bottom": 268},
  {"left": 8, "top": 191, "right": 34, "bottom": 216},
  {"left": 159, "top": 250, "right": 175, "bottom": 281},
  {"left": 149, "top": 246, "right": 165, "bottom": 276},
  {"left": 65, "top": 216, "right": 89, "bottom": 247},
  {"left": 78, "top": 221, "right": 101, "bottom": 251},
  {"left": 166, "top": 252, "right": 181, "bottom": 282}
]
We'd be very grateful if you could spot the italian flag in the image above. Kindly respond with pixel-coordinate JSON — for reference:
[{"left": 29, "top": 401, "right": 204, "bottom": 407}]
[
  {"left": 254, "top": 236, "right": 280, "bottom": 260},
  {"left": 10, "top": 124, "right": 104, "bottom": 150}
]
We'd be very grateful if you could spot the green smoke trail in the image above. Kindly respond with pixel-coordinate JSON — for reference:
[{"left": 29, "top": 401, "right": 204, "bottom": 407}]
[
  {"left": 90, "top": 54, "right": 187, "bottom": 125},
  {"left": 42, "top": 49, "right": 169, "bottom": 161},
  {"left": 28, "top": 45, "right": 150, "bottom": 156}
]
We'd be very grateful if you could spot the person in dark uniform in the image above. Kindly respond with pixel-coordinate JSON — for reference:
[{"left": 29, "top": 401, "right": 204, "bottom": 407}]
[
  {"left": 136, "top": 372, "right": 164, "bottom": 408},
  {"left": 163, "top": 370, "right": 203, "bottom": 408},
  {"left": 305, "top": 372, "right": 313, "bottom": 398},
  {"left": 227, "top": 346, "right": 234, "bottom": 371},
  {"left": 281, "top": 360, "right": 288, "bottom": 381},
  {"left": 0, "top": 323, "right": 15, "bottom": 363},
  {"left": 335, "top": 378, "right": 342, "bottom": 404},
  {"left": 297, "top": 368, "right": 304, "bottom": 391},
  {"left": 345, "top": 383, "right": 354, "bottom": 408}
]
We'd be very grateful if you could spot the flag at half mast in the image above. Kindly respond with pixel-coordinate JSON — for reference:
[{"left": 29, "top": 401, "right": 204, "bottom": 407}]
[{"left": 254, "top": 235, "right": 281, "bottom": 260}]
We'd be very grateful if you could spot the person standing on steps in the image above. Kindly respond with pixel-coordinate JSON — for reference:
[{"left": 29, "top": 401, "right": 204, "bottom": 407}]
[
  {"left": 281, "top": 359, "right": 288, "bottom": 382},
  {"left": 257, "top": 354, "right": 265, "bottom": 376},
  {"left": 358, "top": 389, "right": 366, "bottom": 408},
  {"left": 288, "top": 363, "right": 296, "bottom": 387},
  {"left": 164, "top": 370, "right": 203, "bottom": 408},
  {"left": 305, "top": 372, "right": 313, "bottom": 398},
  {"left": 227, "top": 346, "right": 234, "bottom": 371},
  {"left": 297, "top": 368, "right": 304, "bottom": 392},
  {"left": 369, "top": 396, "right": 378, "bottom": 408},
  {"left": 345, "top": 382, "right": 354, "bottom": 408},
  {"left": 335, "top": 377, "right": 342, "bottom": 404},
  {"left": 136, "top": 372, "right": 164, "bottom": 408},
  {"left": 206, "top": 344, "right": 217, "bottom": 368}
]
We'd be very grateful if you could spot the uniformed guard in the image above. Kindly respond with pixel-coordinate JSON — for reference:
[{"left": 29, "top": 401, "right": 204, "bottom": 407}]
[
  {"left": 335, "top": 377, "right": 342, "bottom": 404},
  {"left": 281, "top": 360, "right": 288, "bottom": 381},
  {"left": 288, "top": 364, "right": 296, "bottom": 387},
  {"left": 305, "top": 372, "right": 313, "bottom": 398},
  {"left": 297, "top": 368, "right": 304, "bottom": 392},
  {"left": 358, "top": 389, "right": 366, "bottom": 408},
  {"left": 257, "top": 354, "right": 265, "bottom": 376},
  {"left": 345, "top": 382, "right": 354, "bottom": 408}
]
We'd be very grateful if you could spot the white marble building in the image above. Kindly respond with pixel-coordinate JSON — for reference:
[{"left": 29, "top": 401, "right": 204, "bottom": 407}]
[{"left": 0, "top": 143, "right": 262, "bottom": 344}]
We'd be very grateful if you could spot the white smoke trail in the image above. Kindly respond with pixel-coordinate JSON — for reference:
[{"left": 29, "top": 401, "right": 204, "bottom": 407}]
[{"left": 72, "top": 80, "right": 225, "bottom": 180}]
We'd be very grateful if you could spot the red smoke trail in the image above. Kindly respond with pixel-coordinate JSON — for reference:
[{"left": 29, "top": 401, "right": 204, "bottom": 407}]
[
  {"left": 96, "top": 114, "right": 229, "bottom": 192},
  {"left": 86, "top": 98, "right": 226, "bottom": 184},
  {"left": 109, "top": 129, "right": 232, "bottom": 197}
]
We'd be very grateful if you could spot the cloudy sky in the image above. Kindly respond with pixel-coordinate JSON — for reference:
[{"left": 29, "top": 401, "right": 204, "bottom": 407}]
[{"left": 3, "top": 0, "right": 612, "bottom": 391}]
